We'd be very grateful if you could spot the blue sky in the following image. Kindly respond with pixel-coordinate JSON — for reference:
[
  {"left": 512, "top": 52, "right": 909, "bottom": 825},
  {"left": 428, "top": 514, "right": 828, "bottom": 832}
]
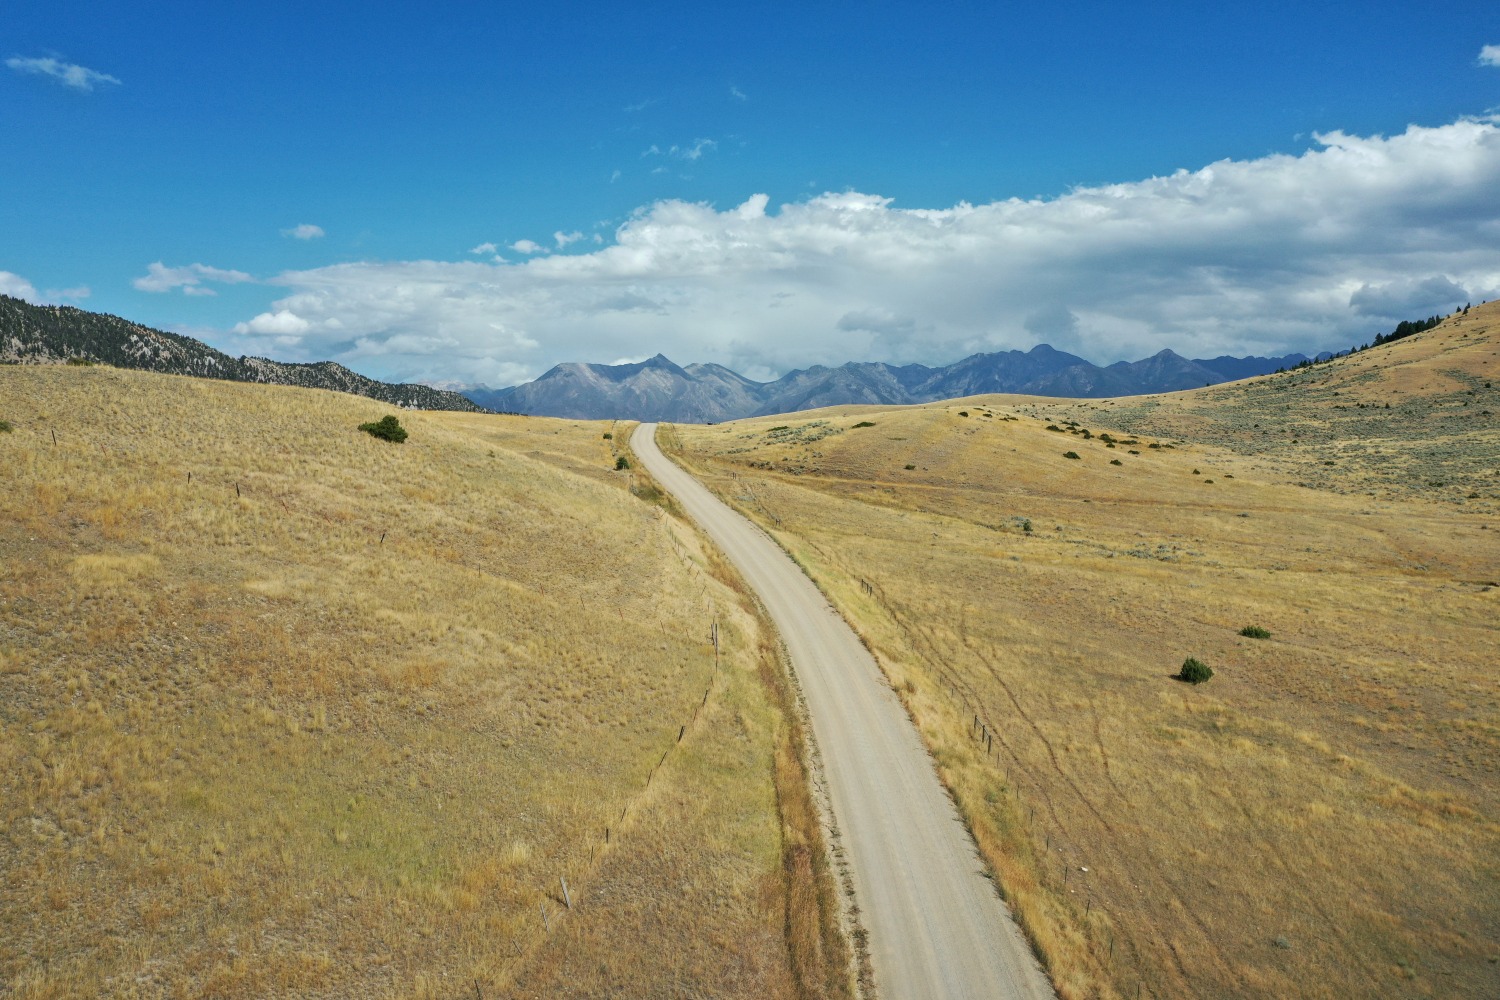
[{"left": 5, "top": 1, "right": 1500, "bottom": 385}]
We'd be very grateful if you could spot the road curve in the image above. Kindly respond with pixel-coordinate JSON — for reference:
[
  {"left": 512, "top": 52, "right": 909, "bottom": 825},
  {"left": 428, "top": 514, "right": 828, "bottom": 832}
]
[{"left": 633, "top": 424, "right": 1056, "bottom": 1000}]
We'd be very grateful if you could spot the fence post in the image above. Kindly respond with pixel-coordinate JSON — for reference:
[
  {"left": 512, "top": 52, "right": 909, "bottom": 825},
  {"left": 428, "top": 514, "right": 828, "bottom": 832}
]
[{"left": 561, "top": 876, "right": 572, "bottom": 910}]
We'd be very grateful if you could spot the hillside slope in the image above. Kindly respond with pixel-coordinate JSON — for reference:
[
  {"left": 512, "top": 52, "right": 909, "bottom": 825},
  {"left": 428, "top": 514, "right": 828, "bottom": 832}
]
[
  {"left": 666, "top": 316, "right": 1499, "bottom": 999},
  {"left": 0, "top": 366, "right": 847, "bottom": 998},
  {"left": 1009, "top": 299, "right": 1500, "bottom": 505},
  {"left": 0, "top": 295, "right": 486, "bottom": 412}
]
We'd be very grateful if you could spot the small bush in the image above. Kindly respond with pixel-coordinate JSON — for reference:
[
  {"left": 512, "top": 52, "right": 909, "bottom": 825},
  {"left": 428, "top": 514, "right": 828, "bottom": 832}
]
[
  {"left": 1022, "top": 519, "right": 1032, "bottom": 533},
  {"left": 1063, "top": 451, "right": 1081, "bottom": 460},
  {"left": 359, "top": 415, "right": 408, "bottom": 443},
  {"left": 66, "top": 356, "right": 95, "bottom": 366},
  {"left": 1046, "top": 424, "right": 1063, "bottom": 432},
  {"left": 1149, "top": 442, "right": 1162, "bottom": 449},
  {"left": 1178, "top": 657, "right": 1213, "bottom": 684},
  {"left": 903, "top": 464, "right": 916, "bottom": 470},
  {"left": 1193, "top": 469, "right": 1201, "bottom": 475},
  {"left": 1109, "top": 458, "right": 1122, "bottom": 466},
  {"left": 0, "top": 419, "right": 12, "bottom": 433},
  {"left": 1239, "top": 625, "right": 1271, "bottom": 639},
  {"left": 957, "top": 411, "right": 969, "bottom": 417},
  {"left": 615, "top": 455, "right": 630, "bottom": 470},
  {"left": 853, "top": 420, "right": 877, "bottom": 428},
  {"left": 602, "top": 432, "right": 613, "bottom": 439}
]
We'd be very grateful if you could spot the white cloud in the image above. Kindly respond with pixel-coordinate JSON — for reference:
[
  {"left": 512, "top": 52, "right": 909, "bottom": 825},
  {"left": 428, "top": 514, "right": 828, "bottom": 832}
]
[
  {"left": 232, "top": 309, "right": 311, "bottom": 336},
  {"left": 1480, "top": 44, "right": 1500, "bottom": 67},
  {"left": 0, "top": 272, "right": 41, "bottom": 303},
  {"left": 133, "top": 262, "right": 254, "bottom": 295},
  {"left": 1, "top": 274, "right": 92, "bottom": 305},
  {"left": 554, "top": 230, "right": 584, "bottom": 248},
  {"left": 282, "top": 223, "right": 325, "bottom": 240},
  {"left": 228, "top": 118, "right": 1500, "bottom": 385},
  {"left": 510, "top": 239, "right": 546, "bottom": 255},
  {"left": 730, "top": 86, "right": 748, "bottom": 102},
  {"left": 470, "top": 242, "right": 500, "bottom": 255},
  {"left": 6, "top": 56, "right": 120, "bottom": 92}
]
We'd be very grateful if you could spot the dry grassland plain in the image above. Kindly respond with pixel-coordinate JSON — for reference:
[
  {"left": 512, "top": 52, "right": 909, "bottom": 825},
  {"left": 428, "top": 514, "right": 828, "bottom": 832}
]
[
  {"left": 667, "top": 305, "right": 1500, "bottom": 1000},
  {"left": 0, "top": 365, "right": 850, "bottom": 999}
]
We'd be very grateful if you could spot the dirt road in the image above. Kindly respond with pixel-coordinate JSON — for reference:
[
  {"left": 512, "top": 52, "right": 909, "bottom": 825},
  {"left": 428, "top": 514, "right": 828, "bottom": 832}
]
[{"left": 633, "top": 424, "right": 1055, "bottom": 1000}]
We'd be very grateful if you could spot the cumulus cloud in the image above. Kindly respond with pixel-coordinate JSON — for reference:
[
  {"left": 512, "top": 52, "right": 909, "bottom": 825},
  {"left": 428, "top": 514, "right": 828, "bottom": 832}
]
[
  {"left": 0, "top": 272, "right": 41, "bottom": 303},
  {"left": 554, "top": 230, "right": 584, "bottom": 248},
  {"left": 134, "top": 262, "right": 254, "bottom": 295},
  {"left": 1480, "top": 44, "right": 1500, "bottom": 67},
  {"left": 470, "top": 242, "right": 500, "bottom": 255},
  {"left": 6, "top": 56, "right": 120, "bottom": 92},
  {"left": 282, "top": 223, "right": 325, "bottom": 240},
  {"left": 229, "top": 118, "right": 1500, "bottom": 386},
  {"left": 232, "top": 309, "right": 311, "bottom": 336},
  {"left": 510, "top": 239, "right": 545, "bottom": 255}
]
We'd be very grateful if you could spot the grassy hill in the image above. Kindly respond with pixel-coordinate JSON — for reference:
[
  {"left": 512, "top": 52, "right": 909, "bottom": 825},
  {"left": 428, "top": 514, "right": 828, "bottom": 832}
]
[
  {"left": 0, "top": 365, "right": 848, "bottom": 998},
  {"left": 666, "top": 305, "right": 1500, "bottom": 999}
]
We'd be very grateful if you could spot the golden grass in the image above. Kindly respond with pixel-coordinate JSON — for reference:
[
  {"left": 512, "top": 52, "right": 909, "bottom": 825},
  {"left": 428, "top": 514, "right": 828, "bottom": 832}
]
[
  {"left": 666, "top": 311, "right": 1500, "bottom": 999},
  {"left": 0, "top": 366, "right": 842, "bottom": 998}
]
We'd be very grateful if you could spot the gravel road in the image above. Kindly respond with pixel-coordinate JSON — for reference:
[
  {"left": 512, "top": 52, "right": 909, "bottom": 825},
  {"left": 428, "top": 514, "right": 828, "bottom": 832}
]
[{"left": 634, "top": 423, "right": 1056, "bottom": 1000}]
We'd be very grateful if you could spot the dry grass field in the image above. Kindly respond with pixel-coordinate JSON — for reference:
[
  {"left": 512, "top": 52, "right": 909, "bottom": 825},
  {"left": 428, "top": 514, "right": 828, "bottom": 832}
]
[
  {"left": 667, "top": 304, "right": 1500, "bottom": 999},
  {"left": 0, "top": 365, "right": 850, "bottom": 999}
]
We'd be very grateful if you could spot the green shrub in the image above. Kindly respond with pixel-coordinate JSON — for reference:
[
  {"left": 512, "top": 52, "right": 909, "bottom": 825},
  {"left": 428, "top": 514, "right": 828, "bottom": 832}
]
[
  {"left": 1239, "top": 625, "right": 1271, "bottom": 639},
  {"left": 1022, "top": 519, "right": 1032, "bottom": 533},
  {"left": 1149, "top": 442, "right": 1162, "bottom": 449},
  {"left": 1109, "top": 458, "right": 1122, "bottom": 466},
  {"left": 0, "top": 420, "right": 12, "bottom": 433},
  {"left": 1046, "top": 424, "right": 1063, "bottom": 432},
  {"left": 66, "top": 356, "right": 95, "bottom": 366},
  {"left": 615, "top": 455, "right": 630, "bottom": 470},
  {"left": 1063, "top": 451, "right": 1081, "bottom": 460},
  {"left": 1178, "top": 657, "right": 1213, "bottom": 684},
  {"left": 602, "top": 432, "right": 613, "bottom": 439},
  {"left": 903, "top": 464, "right": 916, "bottom": 470},
  {"left": 853, "top": 420, "right": 877, "bottom": 428},
  {"left": 359, "top": 415, "right": 408, "bottom": 443},
  {"left": 957, "top": 411, "right": 969, "bottom": 417}
]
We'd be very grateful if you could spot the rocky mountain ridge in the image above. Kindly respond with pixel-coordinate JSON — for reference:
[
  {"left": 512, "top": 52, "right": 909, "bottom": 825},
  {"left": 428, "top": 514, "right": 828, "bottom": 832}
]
[{"left": 0, "top": 295, "right": 487, "bottom": 412}]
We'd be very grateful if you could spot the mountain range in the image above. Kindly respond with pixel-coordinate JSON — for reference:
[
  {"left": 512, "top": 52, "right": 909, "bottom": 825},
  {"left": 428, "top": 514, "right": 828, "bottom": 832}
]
[
  {"left": 2, "top": 293, "right": 1316, "bottom": 421},
  {"left": 0, "top": 295, "right": 486, "bottom": 413},
  {"left": 463, "top": 344, "right": 1313, "bottom": 422}
]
